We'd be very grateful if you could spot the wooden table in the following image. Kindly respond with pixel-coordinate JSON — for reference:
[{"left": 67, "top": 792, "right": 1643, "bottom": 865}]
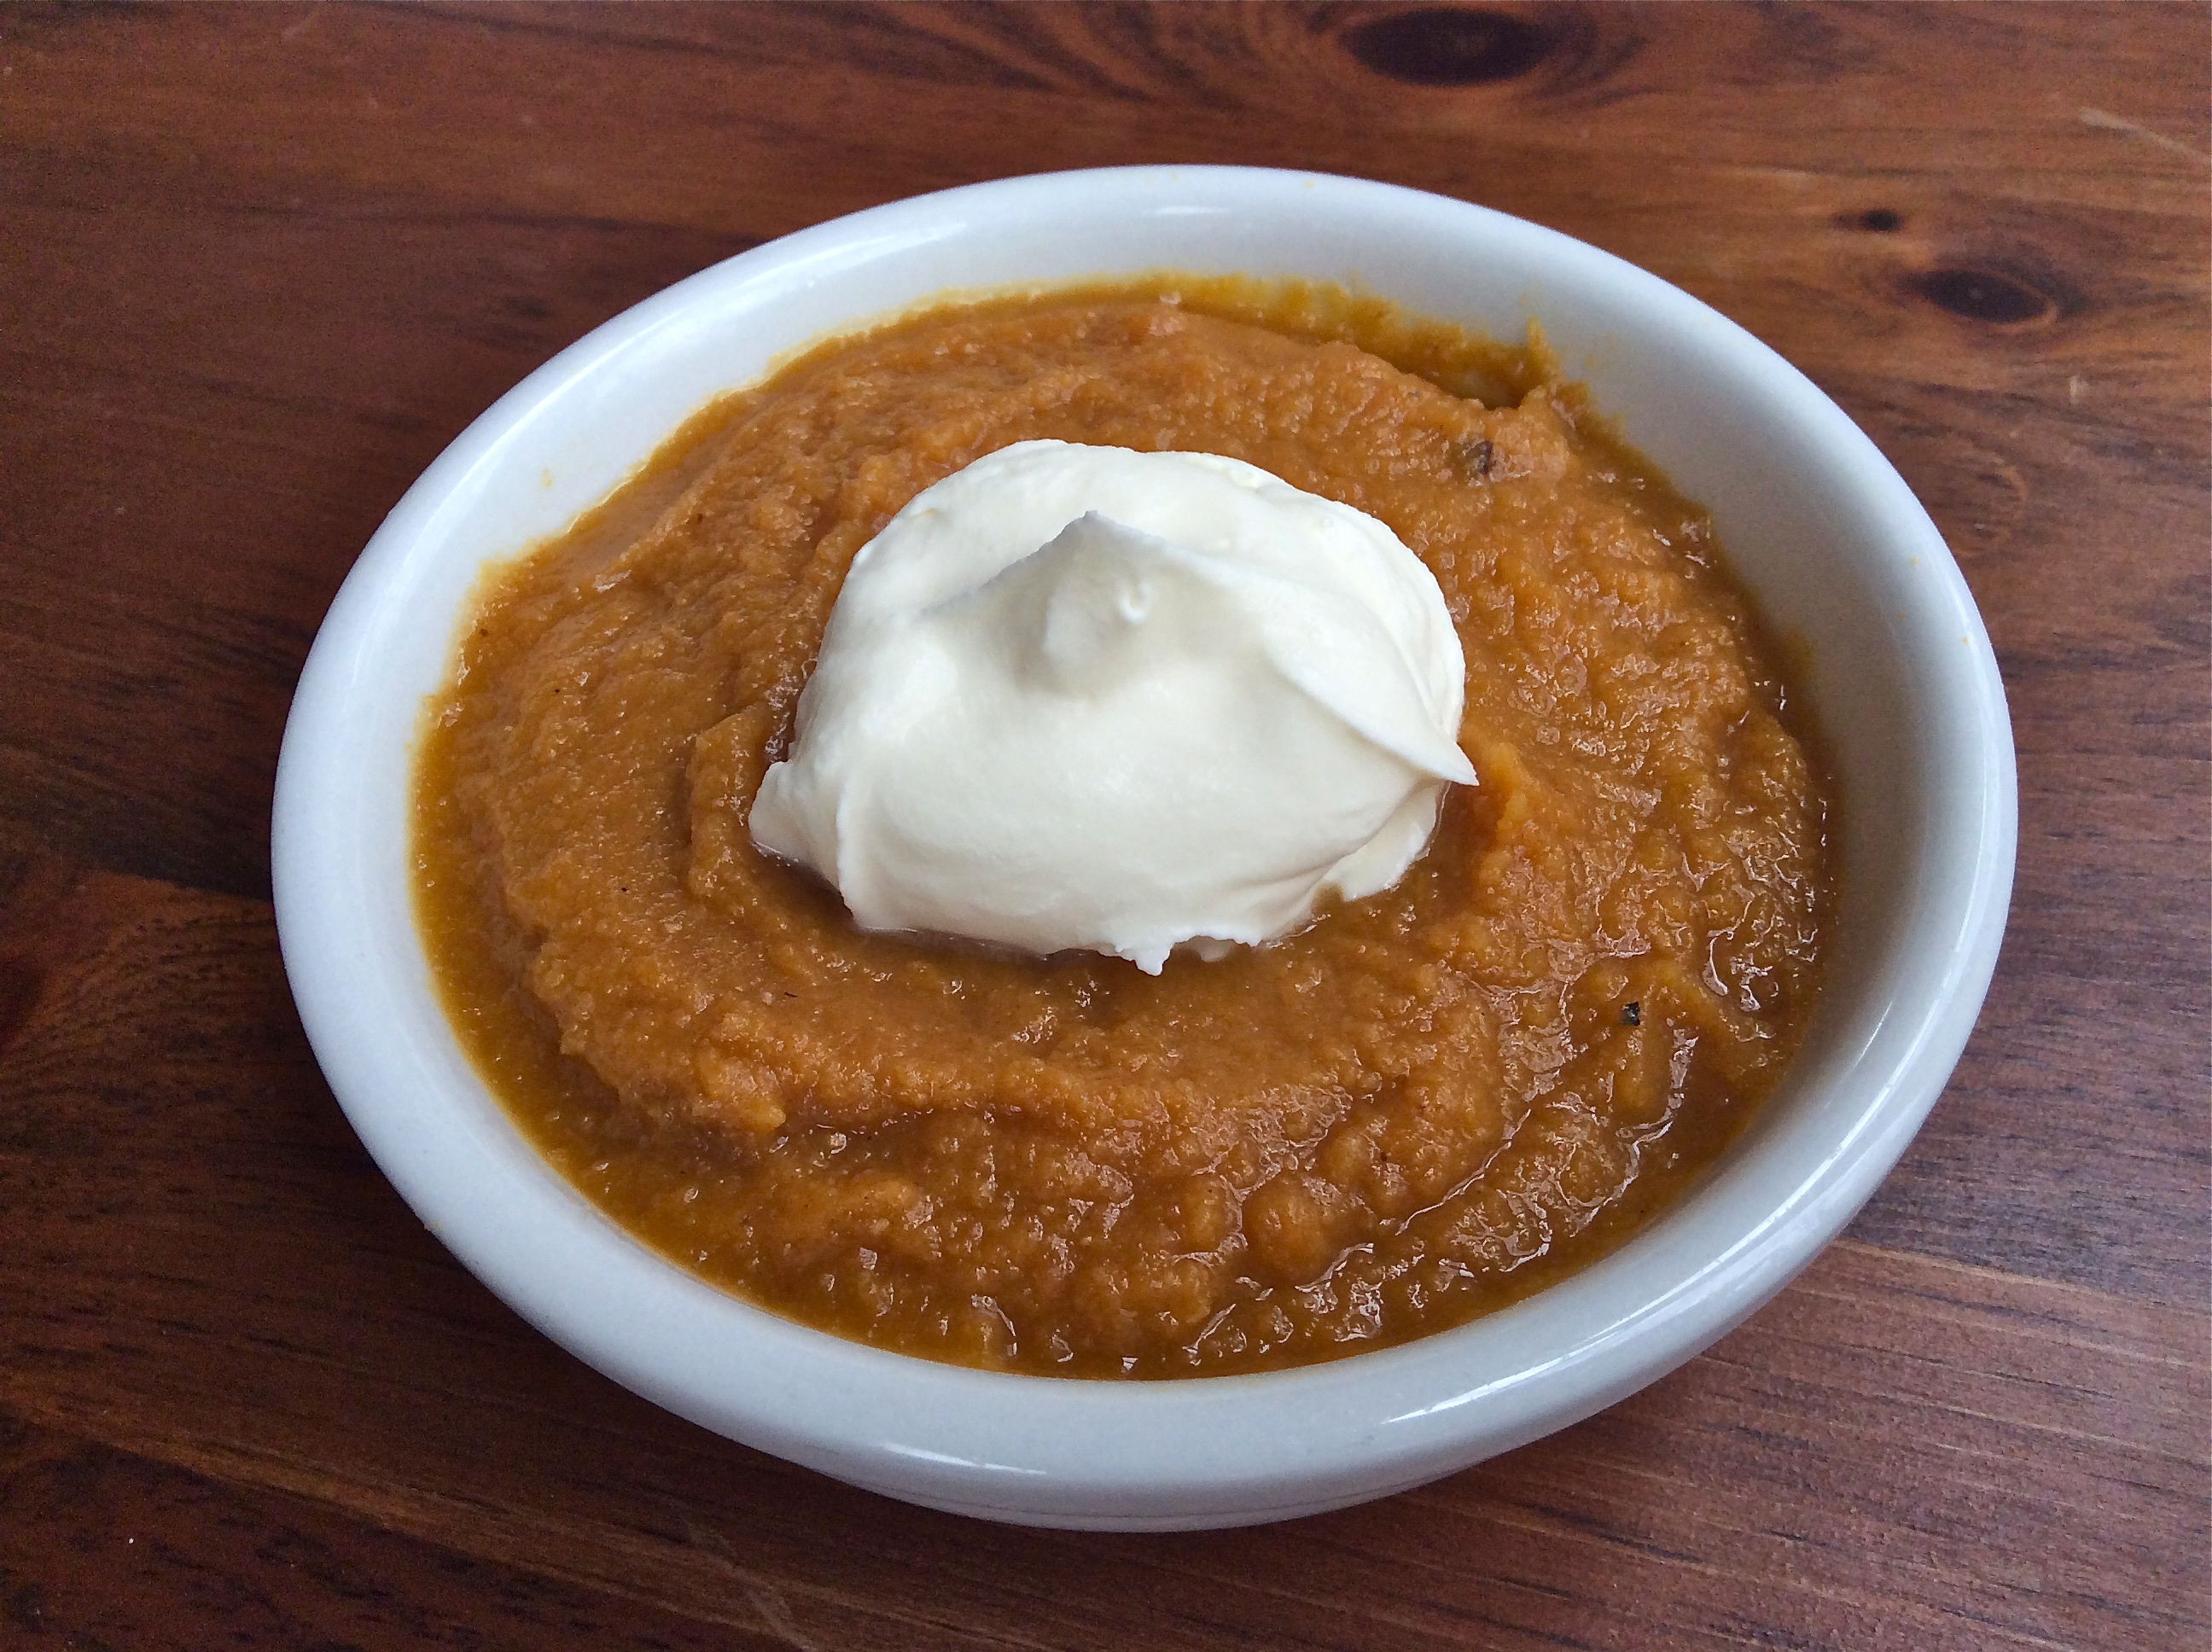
[{"left": 3, "top": 4, "right": 2204, "bottom": 1646}]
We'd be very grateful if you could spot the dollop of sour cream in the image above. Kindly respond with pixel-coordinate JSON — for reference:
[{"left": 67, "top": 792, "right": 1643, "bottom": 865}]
[{"left": 748, "top": 439, "right": 1476, "bottom": 974}]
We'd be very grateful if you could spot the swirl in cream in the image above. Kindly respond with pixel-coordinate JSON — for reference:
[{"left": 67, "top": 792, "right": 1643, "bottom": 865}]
[{"left": 749, "top": 439, "right": 1475, "bottom": 972}]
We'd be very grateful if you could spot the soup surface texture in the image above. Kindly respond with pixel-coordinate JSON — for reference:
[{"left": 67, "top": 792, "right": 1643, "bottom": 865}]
[{"left": 415, "top": 279, "right": 1831, "bottom": 1377}]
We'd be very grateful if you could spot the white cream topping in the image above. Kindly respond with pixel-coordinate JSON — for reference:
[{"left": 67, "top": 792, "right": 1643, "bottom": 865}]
[{"left": 748, "top": 439, "right": 1476, "bottom": 974}]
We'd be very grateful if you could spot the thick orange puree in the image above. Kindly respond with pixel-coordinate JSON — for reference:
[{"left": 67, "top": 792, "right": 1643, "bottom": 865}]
[{"left": 413, "top": 277, "right": 1831, "bottom": 1377}]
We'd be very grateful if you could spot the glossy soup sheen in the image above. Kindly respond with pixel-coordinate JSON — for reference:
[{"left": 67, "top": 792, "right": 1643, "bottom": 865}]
[{"left": 413, "top": 276, "right": 1833, "bottom": 1378}]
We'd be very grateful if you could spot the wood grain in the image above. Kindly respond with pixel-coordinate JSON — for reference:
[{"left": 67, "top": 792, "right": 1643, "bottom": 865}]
[{"left": 1, "top": 3, "right": 2204, "bottom": 1647}]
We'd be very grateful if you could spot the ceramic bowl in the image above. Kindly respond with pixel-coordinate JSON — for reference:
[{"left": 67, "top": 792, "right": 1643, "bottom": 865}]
[{"left": 272, "top": 166, "right": 2016, "bottom": 1531}]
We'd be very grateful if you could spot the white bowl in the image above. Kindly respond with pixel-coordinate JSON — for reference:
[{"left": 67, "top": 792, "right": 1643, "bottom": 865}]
[{"left": 272, "top": 166, "right": 2016, "bottom": 1531}]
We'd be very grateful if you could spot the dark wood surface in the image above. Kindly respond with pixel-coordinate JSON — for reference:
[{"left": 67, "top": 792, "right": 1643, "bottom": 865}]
[{"left": 3, "top": 3, "right": 2205, "bottom": 1647}]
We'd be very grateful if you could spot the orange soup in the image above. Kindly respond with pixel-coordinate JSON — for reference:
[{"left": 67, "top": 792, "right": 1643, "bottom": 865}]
[{"left": 413, "top": 278, "right": 1831, "bottom": 1377}]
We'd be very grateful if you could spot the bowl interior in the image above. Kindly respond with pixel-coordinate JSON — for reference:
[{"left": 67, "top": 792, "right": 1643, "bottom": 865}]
[{"left": 273, "top": 167, "right": 2014, "bottom": 1529}]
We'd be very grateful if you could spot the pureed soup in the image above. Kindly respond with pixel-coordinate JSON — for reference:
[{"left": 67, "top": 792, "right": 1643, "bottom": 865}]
[{"left": 413, "top": 278, "right": 1833, "bottom": 1378}]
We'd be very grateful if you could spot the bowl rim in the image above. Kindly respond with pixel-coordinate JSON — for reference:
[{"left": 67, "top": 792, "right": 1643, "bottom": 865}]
[{"left": 272, "top": 164, "right": 2017, "bottom": 1529}]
